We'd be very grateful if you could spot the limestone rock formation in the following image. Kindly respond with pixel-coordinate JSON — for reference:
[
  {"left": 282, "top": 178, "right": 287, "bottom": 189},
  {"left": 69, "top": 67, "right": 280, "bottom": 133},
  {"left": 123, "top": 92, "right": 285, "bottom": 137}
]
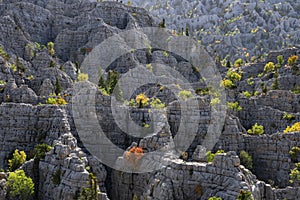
[
  {"left": 39, "top": 78, "right": 55, "bottom": 97},
  {"left": 39, "top": 132, "right": 109, "bottom": 200},
  {"left": 0, "top": 0, "right": 299, "bottom": 199},
  {"left": 131, "top": 0, "right": 300, "bottom": 61}
]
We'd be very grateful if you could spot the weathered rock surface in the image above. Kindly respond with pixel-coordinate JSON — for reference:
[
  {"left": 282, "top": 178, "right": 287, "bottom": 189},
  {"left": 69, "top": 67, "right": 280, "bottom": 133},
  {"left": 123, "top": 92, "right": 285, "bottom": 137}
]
[
  {"left": 0, "top": 0, "right": 154, "bottom": 62},
  {"left": 39, "top": 132, "right": 109, "bottom": 200},
  {"left": 0, "top": 103, "right": 69, "bottom": 168},
  {"left": 0, "top": 172, "right": 7, "bottom": 200},
  {"left": 131, "top": 0, "right": 300, "bottom": 61},
  {"left": 112, "top": 151, "right": 300, "bottom": 200},
  {"left": 0, "top": 0, "right": 299, "bottom": 199}
]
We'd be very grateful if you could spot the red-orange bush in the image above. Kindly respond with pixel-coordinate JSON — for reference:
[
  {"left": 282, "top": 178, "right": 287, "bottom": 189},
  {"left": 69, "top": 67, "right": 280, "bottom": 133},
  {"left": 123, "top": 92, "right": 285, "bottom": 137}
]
[{"left": 125, "top": 146, "right": 144, "bottom": 165}]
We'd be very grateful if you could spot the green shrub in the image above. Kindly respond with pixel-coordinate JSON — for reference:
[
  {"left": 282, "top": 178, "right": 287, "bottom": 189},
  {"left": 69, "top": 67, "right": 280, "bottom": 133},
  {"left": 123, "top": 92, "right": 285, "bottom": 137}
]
[
  {"left": 234, "top": 58, "right": 243, "bottom": 67},
  {"left": 196, "top": 87, "right": 210, "bottom": 95},
  {"left": 46, "top": 97, "right": 57, "bottom": 105},
  {"left": 264, "top": 62, "right": 275, "bottom": 73},
  {"left": 8, "top": 149, "right": 26, "bottom": 172},
  {"left": 25, "top": 43, "right": 42, "bottom": 59},
  {"left": 289, "top": 162, "right": 300, "bottom": 184},
  {"left": 239, "top": 150, "right": 253, "bottom": 170},
  {"left": 289, "top": 147, "right": 300, "bottom": 163},
  {"left": 15, "top": 57, "right": 25, "bottom": 73},
  {"left": 226, "top": 69, "right": 242, "bottom": 82},
  {"left": 163, "top": 51, "right": 169, "bottom": 58},
  {"left": 47, "top": 42, "right": 55, "bottom": 56},
  {"left": 247, "top": 123, "right": 264, "bottom": 135},
  {"left": 292, "top": 85, "right": 300, "bottom": 94},
  {"left": 283, "top": 112, "right": 295, "bottom": 121},
  {"left": 27, "top": 75, "right": 34, "bottom": 81},
  {"left": 46, "top": 96, "right": 67, "bottom": 105},
  {"left": 52, "top": 169, "right": 61, "bottom": 186},
  {"left": 6, "top": 170, "right": 34, "bottom": 199},
  {"left": 243, "top": 91, "right": 252, "bottom": 98},
  {"left": 277, "top": 55, "right": 284, "bottom": 67},
  {"left": 247, "top": 78, "right": 254, "bottom": 86},
  {"left": 142, "top": 123, "right": 150, "bottom": 128},
  {"left": 146, "top": 64, "right": 153, "bottom": 72},
  {"left": 132, "top": 194, "right": 138, "bottom": 200},
  {"left": 99, "top": 87, "right": 109, "bottom": 96},
  {"left": 277, "top": 55, "right": 284, "bottom": 64},
  {"left": 80, "top": 48, "right": 86, "bottom": 54},
  {"left": 210, "top": 97, "right": 221, "bottom": 107},
  {"left": 78, "top": 73, "right": 89, "bottom": 81},
  {"left": 178, "top": 90, "right": 193, "bottom": 100},
  {"left": 271, "top": 77, "right": 280, "bottom": 90},
  {"left": 98, "top": 70, "right": 121, "bottom": 97},
  {"left": 206, "top": 150, "right": 225, "bottom": 163},
  {"left": 49, "top": 60, "right": 55, "bottom": 68},
  {"left": 0, "top": 80, "right": 6, "bottom": 85},
  {"left": 29, "top": 144, "right": 51, "bottom": 162},
  {"left": 0, "top": 46, "right": 10, "bottom": 61},
  {"left": 221, "top": 79, "right": 235, "bottom": 89},
  {"left": 227, "top": 102, "right": 242, "bottom": 112},
  {"left": 288, "top": 55, "right": 298, "bottom": 66},
  {"left": 220, "top": 57, "right": 228, "bottom": 67},
  {"left": 124, "top": 99, "right": 136, "bottom": 107},
  {"left": 257, "top": 73, "right": 264, "bottom": 78},
  {"left": 146, "top": 44, "right": 152, "bottom": 56},
  {"left": 10, "top": 63, "right": 17, "bottom": 72},
  {"left": 208, "top": 197, "right": 222, "bottom": 200},
  {"left": 237, "top": 190, "right": 253, "bottom": 200},
  {"left": 243, "top": 90, "right": 260, "bottom": 98},
  {"left": 150, "top": 98, "right": 165, "bottom": 109},
  {"left": 77, "top": 173, "right": 99, "bottom": 200}
]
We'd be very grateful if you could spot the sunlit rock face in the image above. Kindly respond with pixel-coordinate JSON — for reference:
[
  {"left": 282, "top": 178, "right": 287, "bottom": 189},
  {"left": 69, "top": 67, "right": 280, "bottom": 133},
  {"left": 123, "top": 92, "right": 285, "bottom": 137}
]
[{"left": 132, "top": 0, "right": 300, "bottom": 61}]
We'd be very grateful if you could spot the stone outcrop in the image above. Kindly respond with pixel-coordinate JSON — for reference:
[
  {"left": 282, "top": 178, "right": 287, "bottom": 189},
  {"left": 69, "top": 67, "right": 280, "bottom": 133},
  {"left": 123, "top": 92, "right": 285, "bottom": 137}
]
[
  {"left": 0, "top": 103, "right": 69, "bottom": 168},
  {"left": 0, "top": 172, "right": 7, "bottom": 200},
  {"left": 131, "top": 0, "right": 300, "bottom": 61},
  {"left": 39, "top": 132, "right": 109, "bottom": 200},
  {"left": 62, "top": 61, "right": 77, "bottom": 81},
  {"left": 0, "top": 0, "right": 154, "bottom": 62},
  {"left": 39, "top": 78, "right": 55, "bottom": 97},
  {"left": 111, "top": 151, "right": 300, "bottom": 200},
  {"left": 243, "top": 133, "right": 300, "bottom": 187}
]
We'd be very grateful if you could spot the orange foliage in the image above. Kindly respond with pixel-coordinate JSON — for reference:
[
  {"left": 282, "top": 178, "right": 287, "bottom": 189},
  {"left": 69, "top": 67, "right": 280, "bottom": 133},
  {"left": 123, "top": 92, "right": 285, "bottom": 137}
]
[{"left": 125, "top": 146, "right": 144, "bottom": 165}]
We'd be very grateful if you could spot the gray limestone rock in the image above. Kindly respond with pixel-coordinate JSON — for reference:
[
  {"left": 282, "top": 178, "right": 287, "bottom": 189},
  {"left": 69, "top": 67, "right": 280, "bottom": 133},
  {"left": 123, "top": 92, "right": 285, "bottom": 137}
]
[
  {"left": 0, "top": 179, "right": 7, "bottom": 200},
  {"left": 39, "top": 131, "right": 109, "bottom": 200},
  {"left": 39, "top": 78, "right": 55, "bottom": 96},
  {"left": 0, "top": 0, "right": 299, "bottom": 199},
  {"left": 62, "top": 61, "right": 77, "bottom": 81}
]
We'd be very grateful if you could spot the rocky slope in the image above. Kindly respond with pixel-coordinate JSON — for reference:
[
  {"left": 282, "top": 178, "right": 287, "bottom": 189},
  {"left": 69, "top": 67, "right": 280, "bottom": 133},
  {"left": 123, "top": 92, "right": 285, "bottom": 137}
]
[
  {"left": 0, "top": 0, "right": 299, "bottom": 200},
  {"left": 131, "top": 0, "right": 300, "bottom": 61}
]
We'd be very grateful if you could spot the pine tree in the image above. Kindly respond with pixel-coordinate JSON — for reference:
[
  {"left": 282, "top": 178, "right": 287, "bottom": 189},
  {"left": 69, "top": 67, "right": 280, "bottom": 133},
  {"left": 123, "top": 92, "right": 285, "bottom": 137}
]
[
  {"left": 55, "top": 78, "right": 62, "bottom": 95},
  {"left": 185, "top": 26, "right": 189, "bottom": 36},
  {"left": 159, "top": 18, "right": 166, "bottom": 28},
  {"left": 226, "top": 60, "right": 231, "bottom": 68}
]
